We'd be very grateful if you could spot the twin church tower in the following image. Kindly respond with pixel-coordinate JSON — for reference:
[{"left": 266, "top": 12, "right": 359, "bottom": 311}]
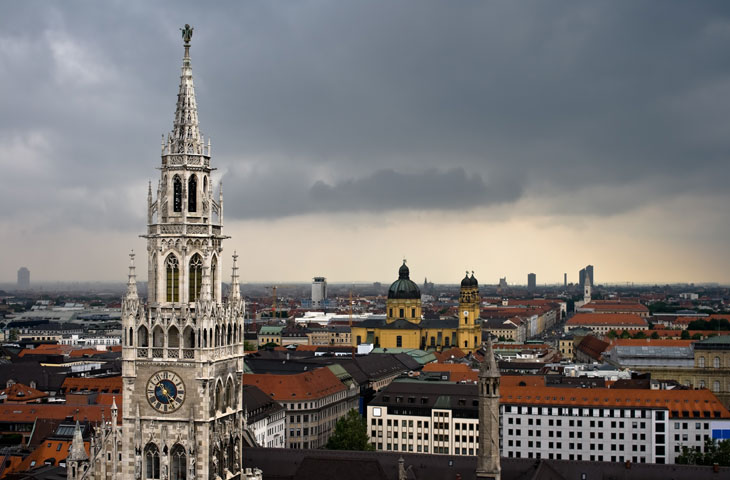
[{"left": 70, "top": 25, "right": 499, "bottom": 480}]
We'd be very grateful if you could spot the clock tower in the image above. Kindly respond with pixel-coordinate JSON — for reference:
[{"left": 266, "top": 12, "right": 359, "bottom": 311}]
[{"left": 120, "top": 25, "right": 245, "bottom": 480}]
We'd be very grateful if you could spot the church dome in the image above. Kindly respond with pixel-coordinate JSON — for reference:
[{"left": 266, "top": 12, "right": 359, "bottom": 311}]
[
  {"left": 460, "top": 271, "right": 472, "bottom": 288},
  {"left": 388, "top": 261, "right": 421, "bottom": 299},
  {"left": 470, "top": 273, "right": 478, "bottom": 287}
]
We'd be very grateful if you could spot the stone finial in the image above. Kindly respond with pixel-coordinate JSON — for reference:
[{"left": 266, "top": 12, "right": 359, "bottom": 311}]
[
  {"left": 125, "top": 251, "right": 138, "bottom": 299},
  {"left": 230, "top": 251, "right": 241, "bottom": 302}
]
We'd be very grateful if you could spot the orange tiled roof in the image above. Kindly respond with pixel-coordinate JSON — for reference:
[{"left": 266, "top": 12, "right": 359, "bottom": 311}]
[
  {"left": 0, "top": 383, "right": 47, "bottom": 402},
  {"left": 494, "top": 343, "right": 549, "bottom": 350},
  {"left": 0, "top": 404, "right": 112, "bottom": 423},
  {"left": 433, "top": 347, "right": 467, "bottom": 362},
  {"left": 243, "top": 368, "right": 345, "bottom": 401},
  {"left": 422, "top": 363, "right": 477, "bottom": 382},
  {"left": 69, "top": 347, "right": 112, "bottom": 358},
  {"left": 500, "top": 385, "right": 730, "bottom": 419},
  {"left": 18, "top": 344, "right": 74, "bottom": 358},
  {"left": 501, "top": 375, "right": 546, "bottom": 388},
  {"left": 17, "top": 439, "right": 89, "bottom": 472},
  {"left": 62, "top": 376, "right": 122, "bottom": 394},
  {"left": 567, "top": 313, "right": 647, "bottom": 327}
]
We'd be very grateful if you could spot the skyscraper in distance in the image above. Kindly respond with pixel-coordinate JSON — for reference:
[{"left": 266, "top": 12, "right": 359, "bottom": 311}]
[
  {"left": 17, "top": 267, "right": 30, "bottom": 289},
  {"left": 527, "top": 273, "right": 536, "bottom": 291}
]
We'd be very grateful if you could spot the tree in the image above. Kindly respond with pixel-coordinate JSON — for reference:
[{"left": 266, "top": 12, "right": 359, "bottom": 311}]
[
  {"left": 677, "top": 438, "right": 730, "bottom": 466},
  {"left": 607, "top": 330, "right": 618, "bottom": 339},
  {"left": 681, "top": 330, "right": 690, "bottom": 340},
  {"left": 692, "top": 333, "right": 703, "bottom": 340},
  {"left": 325, "top": 409, "right": 374, "bottom": 451},
  {"left": 650, "top": 331, "right": 660, "bottom": 339},
  {"left": 620, "top": 330, "right": 631, "bottom": 339},
  {"left": 632, "top": 331, "right": 647, "bottom": 339},
  {"left": 243, "top": 341, "right": 257, "bottom": 352}
]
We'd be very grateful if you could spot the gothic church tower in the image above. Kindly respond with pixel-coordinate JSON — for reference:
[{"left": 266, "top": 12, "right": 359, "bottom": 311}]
[
  {"left": 120, "top": 25, "right": 245, "bottom": 480},
  {"left": 476, "top": 337, "right": 501, "bottom": 480}
]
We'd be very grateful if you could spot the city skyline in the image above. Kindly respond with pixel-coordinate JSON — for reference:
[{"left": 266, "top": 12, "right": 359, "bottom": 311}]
[{"left": 2, "top": 2, "right": 730, "bottom": 284}]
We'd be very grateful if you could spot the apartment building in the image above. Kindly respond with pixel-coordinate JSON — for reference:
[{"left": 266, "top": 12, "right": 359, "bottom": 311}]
[
  {"left": 243, "top": 384, "right": 286, "bottom": 448},
  {"left": 565, "top": 313, "right": 648, "bottom": 335},
  {"left": 244, "top": 366, "right": 358, "bottom": 449},
  {"left": 367, "top": 379, "right": 730, "bottom": 464}
]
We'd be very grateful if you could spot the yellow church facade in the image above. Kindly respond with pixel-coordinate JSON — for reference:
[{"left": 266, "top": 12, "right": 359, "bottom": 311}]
[{"left": 351, "top": 262, "right": 482, "bottom": 353}]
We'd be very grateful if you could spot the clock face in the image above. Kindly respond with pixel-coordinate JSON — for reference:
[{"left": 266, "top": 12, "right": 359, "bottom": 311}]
[
  {"left": 146, "top": 371, "right": 186, "bottom": 413},
  {"left": 463, "top": 310, "right": 469, "bottom": 317}
]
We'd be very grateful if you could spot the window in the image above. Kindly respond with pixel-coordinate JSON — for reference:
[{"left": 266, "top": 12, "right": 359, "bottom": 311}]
[
  {"left": 399, "top": 308, "right": 404, "bottom": 318},
  {"left": 166, "top": 255, "right": 180, "bottom": 302},
  {"left": 145, "top": 443, "right": 160, "bottom": 479},
  {"left": 714, "top": 357, "right": 721, "bottom": 368},
  {"left": 411, "top": 308, "right": 416, "bottom": 318},
  {"left": 713, "top": 381, "right": 720, "bottom": 393},
  {"left": 188, "top": 175, "right": 197, "bottom": 212},
  {"left": 699, "top": 356, "right": 706, "bottom": 368},
  {"left": 173, "top": 176, "right": 182, "bottom": 212},
  {"left": 189, "top": 254, "right": 203, "bottom": 302},
  {"left": 396, "top": 336, "right": 402, "bottom": 347}
]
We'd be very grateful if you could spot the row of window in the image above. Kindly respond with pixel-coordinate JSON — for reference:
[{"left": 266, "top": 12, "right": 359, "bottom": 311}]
[
  {"left": 163, "top": 253, "right": 217, "bottom": 303},
  {"left": 171, "top": 174, "right": 206, "bottom": 214},
  {"left": 697, "top": 356, "right": 729, "bottom": 368}
]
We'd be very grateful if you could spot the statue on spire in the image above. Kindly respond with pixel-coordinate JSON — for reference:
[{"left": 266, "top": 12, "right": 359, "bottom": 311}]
[{"left": 181, "top": 24, "right": 194, "bottom": 45}]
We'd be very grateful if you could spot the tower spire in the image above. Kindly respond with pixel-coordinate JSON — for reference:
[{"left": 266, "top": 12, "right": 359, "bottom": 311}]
[
  {"left": 125, "top": 251, "right": 138, "bottom": 300},
  {"left": 69, "top": 421, "right": 88, "bottom": 462},
  {"left": 171, "top": 24, "right": 201, "bottom": 155},
  {"left": 230, "top": 251, "right": 241, "bottom": 303},
  {"left": 476, "top": 336, "right": 501, "bottom": 480}
]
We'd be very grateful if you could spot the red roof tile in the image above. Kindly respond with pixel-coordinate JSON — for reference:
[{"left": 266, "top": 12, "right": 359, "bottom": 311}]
[{"left": 243, "top": 368, "right": 345, "bottom": 401}]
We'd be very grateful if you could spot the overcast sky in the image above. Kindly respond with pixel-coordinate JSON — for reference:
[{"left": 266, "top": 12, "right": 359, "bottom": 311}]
[{"left": 2, "top": 1, "right": 730, "bottom": 285}]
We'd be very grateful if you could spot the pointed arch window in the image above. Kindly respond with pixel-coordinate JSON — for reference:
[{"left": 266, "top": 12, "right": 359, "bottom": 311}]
[
  {"left": 144, "top": 443, "right": 160, "bottom": 479},
  {"left": 170, "top": 444, "right": 187, "bottom": 480},
  {"left": 189, "top": 254, "right": 203, "bottom": 302},
  {"left": 166, "top": 255, "right": 180, "bottom": 303},
  {"left": 173, "top": 176, "right": 182, "bottom": 212},
  {"left": 188, "top": 175, "right": 197, "bottom": 212}
]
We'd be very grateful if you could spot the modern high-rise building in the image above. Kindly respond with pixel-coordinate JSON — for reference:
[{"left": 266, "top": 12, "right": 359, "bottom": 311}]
[
  {"left": 563, "top": 273, "right": 567, "bottom": 287},
  {"left": 527, "top": 273, "right": 536, "bottom": 291},
  {"left": 311, "top": 277, "right": 327, "bottom": 309},
  {"left": 17, "top": 267, "right": 30, "bottom": 289},
  {"left": 578, "top": 265, "right": 594, "bottom": 287}
]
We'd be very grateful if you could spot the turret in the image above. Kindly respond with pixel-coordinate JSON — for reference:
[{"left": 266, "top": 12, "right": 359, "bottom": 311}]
[
  {"left": 67, "top": 421, "right": 88, "bottom": 480},
  {"left": 476, "top": 336, "right": 501, "bottom": 480},
  {"left": 229, "top": 251, "right": 241, "bottom": 304}
]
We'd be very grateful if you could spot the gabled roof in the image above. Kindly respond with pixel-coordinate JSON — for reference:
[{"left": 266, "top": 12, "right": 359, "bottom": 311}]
[
  {"left": 567, "top": 313, "right": 647, "bottom": 327},
  {"left": 0, "top": 382, "right": 47, "bottom": 402},
  {"left": 61, "top": 376, "right": 122, "bottom": 394},
  {"left": 243, "top": 368, "right": 345, "bottom": 401}
]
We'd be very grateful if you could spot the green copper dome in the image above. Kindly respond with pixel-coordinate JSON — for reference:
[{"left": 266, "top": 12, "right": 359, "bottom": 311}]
[{"left": 388, "top": 261, "right": 421, "bottom": 300}]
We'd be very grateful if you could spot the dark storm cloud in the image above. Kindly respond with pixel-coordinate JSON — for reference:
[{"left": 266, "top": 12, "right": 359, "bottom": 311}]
[
  {"left": 2, "top": 0, "right": 730, "bottom": 226},
  {"left": 223, "top": 167, "right": 521, "bottom": 219}
]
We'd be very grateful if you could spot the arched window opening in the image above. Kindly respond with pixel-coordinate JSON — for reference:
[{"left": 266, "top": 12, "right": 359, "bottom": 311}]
[
  {"left": 215, "top": 382, "right": 224, "bottom": 412},
  {"left": 203, "top": 176, "right": 208, "bottom": 192},
  {"left": 227, "top": 324, "right": 232, "bottom": 345},
  {"left": 168, "top": 326, "right": 180, "bottom": 348},
  {"left": 138, "top": 326, "right": 149, "bottom": 348},
  {"left": 189, "top": 254, "right": 203, "bottom": 302},
  {"left": 170, "top": 444, "right": 187, "bottom": 480},
  {"left": 227, "top": 441, "right": 235, "bottom": 471},
  {"left": 183, "top": 327, "right": 195, "bottom": 348},
  {"left": 129, "top": 327, "right": 133, "bottom": 346},
  {"left": 152, "top": 326, "right": 165, "bottom": 348},
  {"left": 188, "top": 175, "right": 197, "bottom": 213},
  {"left": 215, "top": 325, "right": 220, "bottom": 347},
  {"left": 211, "top": 257, "right": 218, "bottom": 301},
  {"left": 203, "top": 329, "right": 208, "bottom": 348},
  {"left": 225, "top": 378, "right": 234, "bottom": 410},
  {"left": 699, "top": 356, "right": 706, "bottom": 368},
  {"left": 166, "top": 255, "right": 180, "bottom": 303},
  {"left": 144, "top": 443, "right": 160, "bottom": 479},
  {"left": 173, "top": 176, "right": 182, "bottom": 213},
  {"left": 213, "top": 447, "right": 223, "bottom": 478},
  {"left": 713, "top": 381, "right": 721, "bottom": 392},
  {"left": 714, "top": 356, "right": 721, "bottom": 368}
]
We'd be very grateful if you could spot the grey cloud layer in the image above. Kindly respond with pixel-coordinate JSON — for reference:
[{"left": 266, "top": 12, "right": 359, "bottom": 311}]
[{"left": 1, "top": 1, "right": 730, "bottom": 226}]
